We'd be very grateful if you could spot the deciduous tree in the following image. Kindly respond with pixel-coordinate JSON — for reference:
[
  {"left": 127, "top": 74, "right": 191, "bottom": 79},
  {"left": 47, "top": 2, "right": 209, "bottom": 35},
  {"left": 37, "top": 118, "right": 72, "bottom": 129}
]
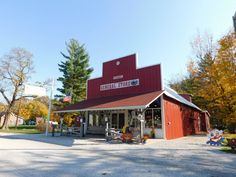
[
  {"left": 169, "top": 31, "right": 236, "bottom": 132},
  {"left": 0, "top": 48, "right": 34, "bottom": 129}
]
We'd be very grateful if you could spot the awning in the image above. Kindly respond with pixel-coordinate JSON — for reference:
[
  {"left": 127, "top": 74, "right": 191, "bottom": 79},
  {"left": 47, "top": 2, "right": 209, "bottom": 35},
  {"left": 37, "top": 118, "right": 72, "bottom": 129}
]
[{"left": 55, "top": 90, "right": 164, "bottom": 113}]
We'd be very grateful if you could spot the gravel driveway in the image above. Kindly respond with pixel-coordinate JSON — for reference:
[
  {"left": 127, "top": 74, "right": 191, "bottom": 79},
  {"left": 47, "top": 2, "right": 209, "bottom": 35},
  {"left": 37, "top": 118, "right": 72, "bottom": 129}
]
[{"left": 0, "top": 133, "right": 235, "bottom": 177}]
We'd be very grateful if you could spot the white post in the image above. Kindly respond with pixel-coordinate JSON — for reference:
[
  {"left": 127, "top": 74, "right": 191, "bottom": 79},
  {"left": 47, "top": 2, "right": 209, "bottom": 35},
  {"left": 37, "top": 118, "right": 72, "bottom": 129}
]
[
  {"left": 161, "top": 95, "right": 166, "bottom": 139},
  {"left": 140, "top": 119, "right": 144, "bottom": 139},
  {"left": 84, "top": 111, "right": 88, "bottom": 135},
  {"left": 60, "top": 116, "right": 64, "bottom": 136},
  {"left": 45, "top": 78, "right": 54, "bottom": 136}
]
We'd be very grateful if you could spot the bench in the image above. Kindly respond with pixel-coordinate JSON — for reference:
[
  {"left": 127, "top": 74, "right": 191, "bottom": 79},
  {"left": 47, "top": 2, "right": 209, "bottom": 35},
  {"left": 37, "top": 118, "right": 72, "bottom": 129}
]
[{"left": 227, "top": 138, "right": 236, "bottom": 150}]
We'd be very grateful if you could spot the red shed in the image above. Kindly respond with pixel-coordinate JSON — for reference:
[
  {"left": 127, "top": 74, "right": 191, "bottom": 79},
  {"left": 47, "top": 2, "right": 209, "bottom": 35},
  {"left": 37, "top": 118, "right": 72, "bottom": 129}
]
[{"left": 57, "top": 54, "right": 209, "bottom": 140}]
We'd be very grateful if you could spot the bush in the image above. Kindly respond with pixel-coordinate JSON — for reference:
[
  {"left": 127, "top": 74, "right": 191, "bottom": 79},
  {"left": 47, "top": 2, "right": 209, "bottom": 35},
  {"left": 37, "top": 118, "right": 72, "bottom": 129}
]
[
  {"left": 9, "top": 125, "right": 36, "bottom": 129},
  {"left": 36, "top": 120, "right": 52, "bottom": 133}
]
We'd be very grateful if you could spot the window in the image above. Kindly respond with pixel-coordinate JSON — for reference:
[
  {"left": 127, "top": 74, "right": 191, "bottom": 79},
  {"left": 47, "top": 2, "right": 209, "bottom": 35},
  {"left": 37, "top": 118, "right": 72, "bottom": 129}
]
[
  {"left": 145, "top": 109, "right": 153, "bottom": 128},
  {"left": 145, "top": 109, "right": 162, "bottom": 128},
  {"left": 88, "top": 112, "right": 105, "bottom": 127},
  {"left": 153, "top": 109, "right": 162, "bottom": 128}
]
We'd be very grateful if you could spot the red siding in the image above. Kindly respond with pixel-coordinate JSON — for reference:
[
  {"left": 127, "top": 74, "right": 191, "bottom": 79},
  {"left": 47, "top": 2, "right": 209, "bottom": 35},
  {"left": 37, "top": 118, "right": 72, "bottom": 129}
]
[
  {"left": 164, "top": 96, "right": 184, "bottom": 139},
  {"left": 200, "top": 112, "right": 210, "bottom": 131},
  {"left": 87, "top": 54, "right": 162, "bottom": 99},
  {"left": 164, "top": 96, "right": 202, "bottom": 140}
]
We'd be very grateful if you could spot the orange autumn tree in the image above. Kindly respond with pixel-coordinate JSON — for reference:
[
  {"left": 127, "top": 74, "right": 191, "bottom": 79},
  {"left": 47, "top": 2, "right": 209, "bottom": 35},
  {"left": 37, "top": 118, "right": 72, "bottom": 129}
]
[
  {"left": 13, "top": 99, "right": 48, "bottom": 122},
  {"left": 170, "top": 31, "right": 236, "bottom": 132}
]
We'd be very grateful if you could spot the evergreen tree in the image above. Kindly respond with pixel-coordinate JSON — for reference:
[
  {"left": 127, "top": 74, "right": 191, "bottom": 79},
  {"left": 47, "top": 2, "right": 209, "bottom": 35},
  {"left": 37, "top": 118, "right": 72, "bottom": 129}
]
[{"left": 57, "top": 39, "right": 93, "bottom": 103}]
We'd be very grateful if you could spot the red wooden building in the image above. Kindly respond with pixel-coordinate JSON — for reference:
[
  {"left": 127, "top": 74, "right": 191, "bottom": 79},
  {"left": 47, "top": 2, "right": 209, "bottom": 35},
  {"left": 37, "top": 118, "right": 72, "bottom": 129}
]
[{"left": 57, "top": 54, "right": 209, "bottom": 140}]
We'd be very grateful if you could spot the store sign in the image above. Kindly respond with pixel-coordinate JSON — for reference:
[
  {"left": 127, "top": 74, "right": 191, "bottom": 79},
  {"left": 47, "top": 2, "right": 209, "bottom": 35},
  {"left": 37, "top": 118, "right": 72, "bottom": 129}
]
[
  {"left": 100, "top": 79, "right": 139, "bottom": 91},
  {"left": 113, "top": 75, "right": 123, "bottom": 80}
]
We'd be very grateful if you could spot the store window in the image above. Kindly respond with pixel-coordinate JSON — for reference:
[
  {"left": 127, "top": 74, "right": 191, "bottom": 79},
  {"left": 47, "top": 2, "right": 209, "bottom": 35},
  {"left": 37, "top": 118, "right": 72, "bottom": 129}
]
[
  {"left": 153, "top": 109, "right": 162, "bottom": 128},
  {"left": 145, "top": 109, "right": 162, "bottom": 128},
  {"left": 145, "top": 109, "right": 153, "bottom": 128},
  {"left": 88, "top": 112, "right": 105, "bottom": 127}
]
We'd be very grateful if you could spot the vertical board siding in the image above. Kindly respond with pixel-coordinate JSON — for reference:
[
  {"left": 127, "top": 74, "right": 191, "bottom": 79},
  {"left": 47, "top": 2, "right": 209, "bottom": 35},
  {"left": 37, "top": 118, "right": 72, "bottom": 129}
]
[
  {"left": 164, "top": 96, "right": 202, "bottom": 140},
  {"left": 87, "top": 54, "right": 162, "bottom": 99},
  {"left": 164, "top": 97, "right": 184, "bottom": 139}
]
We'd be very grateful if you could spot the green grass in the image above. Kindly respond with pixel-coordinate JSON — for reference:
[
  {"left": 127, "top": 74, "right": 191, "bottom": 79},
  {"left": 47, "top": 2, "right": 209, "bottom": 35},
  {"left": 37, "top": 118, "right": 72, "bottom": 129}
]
[
  {"left": 221, "top": 133, "right": 236, "bottom": 154},
  {"left": 223, "top": 133, "right": 236, "bottom": 139},
  {"left": 0, "top": 125, "right": 40, "bottom": 134},
  {"left": 9, "top": 125, "right": 36, "bottom": 129},
  {"left": 220, "top": 147, "right": 236, "bottom": 154}
]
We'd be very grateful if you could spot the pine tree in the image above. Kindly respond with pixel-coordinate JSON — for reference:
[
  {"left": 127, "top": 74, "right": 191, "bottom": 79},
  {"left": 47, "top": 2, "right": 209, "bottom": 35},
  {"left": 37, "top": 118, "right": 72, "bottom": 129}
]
[{"left": 57, "top": 39, "right": 93, "bottom": 104}]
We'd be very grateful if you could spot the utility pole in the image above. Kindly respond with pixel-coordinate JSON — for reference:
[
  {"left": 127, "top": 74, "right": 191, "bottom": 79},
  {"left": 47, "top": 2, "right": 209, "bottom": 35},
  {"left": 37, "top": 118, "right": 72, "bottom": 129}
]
[
  {"left": 45, "top": 78, "right": 54, "bottom": 136},
  {"left": 233, "top": 12, "right": 236, "bottom": 34}
]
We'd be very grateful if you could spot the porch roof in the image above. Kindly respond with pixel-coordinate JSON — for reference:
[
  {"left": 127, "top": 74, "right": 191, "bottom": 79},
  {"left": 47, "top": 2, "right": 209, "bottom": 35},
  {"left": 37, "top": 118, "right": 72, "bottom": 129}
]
[{"left": 55, "top": 90, "right": 164, "bottom": 113}]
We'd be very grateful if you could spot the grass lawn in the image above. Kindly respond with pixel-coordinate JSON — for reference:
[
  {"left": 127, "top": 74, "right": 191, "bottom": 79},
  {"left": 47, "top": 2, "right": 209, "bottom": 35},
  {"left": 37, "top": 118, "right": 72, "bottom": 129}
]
[
  {"left": 220, "top": 147, "right": 236, "bottom": 154},
  {"left": 223, "top": 133, "right": 236, "bottom": 139},
  {"left": 221, "top": 133, "right": 236, "bottom": 154},
  {"left": 0, "top": 125, "right": 40, "bottom": 134}
]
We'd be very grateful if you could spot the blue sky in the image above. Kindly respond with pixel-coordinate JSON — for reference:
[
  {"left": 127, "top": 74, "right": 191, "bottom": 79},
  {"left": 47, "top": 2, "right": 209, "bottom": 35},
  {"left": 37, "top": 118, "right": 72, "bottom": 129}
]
[{"left": 0, "top": 0, "right": 235, "bottom": 93}]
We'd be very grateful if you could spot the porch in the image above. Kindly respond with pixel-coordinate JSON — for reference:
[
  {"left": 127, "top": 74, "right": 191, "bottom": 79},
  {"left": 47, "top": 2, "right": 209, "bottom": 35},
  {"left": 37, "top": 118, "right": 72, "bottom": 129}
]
[{"left": 56, "top": 90, "right": 165, "bottom": 140}]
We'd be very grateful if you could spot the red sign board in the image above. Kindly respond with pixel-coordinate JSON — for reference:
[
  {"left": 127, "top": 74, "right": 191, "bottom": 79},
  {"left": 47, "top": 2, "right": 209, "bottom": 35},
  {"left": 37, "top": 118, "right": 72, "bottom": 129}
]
[{"left": 87, "top": 54, "right": 162, "bottom": 99}]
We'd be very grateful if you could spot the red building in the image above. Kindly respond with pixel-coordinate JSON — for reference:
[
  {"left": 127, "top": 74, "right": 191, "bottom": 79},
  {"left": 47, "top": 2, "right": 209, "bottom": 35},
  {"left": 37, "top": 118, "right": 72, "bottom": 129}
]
[{"left": 57, "top": 54, "right": 209, "bottom": 140}]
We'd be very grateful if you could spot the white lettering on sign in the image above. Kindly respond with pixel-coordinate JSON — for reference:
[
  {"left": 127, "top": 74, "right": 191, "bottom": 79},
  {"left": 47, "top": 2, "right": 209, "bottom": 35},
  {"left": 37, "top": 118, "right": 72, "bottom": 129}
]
[
  {"left": 113, "top": 75, "right": 123, "bottom": 80},
  {"left": 100, "top": 79, "right": 140, "bottom": 91}
]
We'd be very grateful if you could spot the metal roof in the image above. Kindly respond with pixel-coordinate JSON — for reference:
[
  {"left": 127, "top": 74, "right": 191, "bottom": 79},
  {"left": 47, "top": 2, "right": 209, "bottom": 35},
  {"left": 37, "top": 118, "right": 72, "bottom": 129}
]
[
  {"left": 164, "top": 86, "right": 202, "bottom": 111},
  {"left": 55, "top": 87, "right": 202, "bottom": 113},
  {"left": 55, "top": 90, "right": 164, "bottom": 113}
]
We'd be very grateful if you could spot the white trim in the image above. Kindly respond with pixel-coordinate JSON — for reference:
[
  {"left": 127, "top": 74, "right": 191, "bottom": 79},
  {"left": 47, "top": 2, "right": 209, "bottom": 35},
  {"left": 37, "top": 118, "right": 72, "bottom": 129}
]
[
  {"left": 102, "top": 53, "right": 137, "bottom": 64},
  {"left": 136, "top": 63, "right": 162, "bottom": 70},
  {"left": 144, "top": 92, "right": 163, "bottom": 107},
  {"left": 160, "top": 63, "right": 164, "bottom": 91},
  {"left": 164, "top": 86, "right": 202, "bottom": 111},
  {"left": 88, "top": 53, "right": 138, "bottom": 81},
  {"left": 136, "top": 52, "right": 139, "bottom": 69},
  {"left": 161, "top": 95, "right": 166, "bottom": 139},
  {"left": 87, "top": 54, "right": 162, "bottom": 86},
  {"left": 86, "top": 79, "right": 88, "bottom": 99},
  {"left": 87, "top": 76, "right": 102, "bottom": 81}
]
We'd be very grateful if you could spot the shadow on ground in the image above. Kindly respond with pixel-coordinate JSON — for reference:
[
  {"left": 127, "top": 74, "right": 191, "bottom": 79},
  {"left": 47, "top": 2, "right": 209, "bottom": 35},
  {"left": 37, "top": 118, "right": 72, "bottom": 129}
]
[{"left": 0, "top": 133, "right": 106, "bottom": 147}]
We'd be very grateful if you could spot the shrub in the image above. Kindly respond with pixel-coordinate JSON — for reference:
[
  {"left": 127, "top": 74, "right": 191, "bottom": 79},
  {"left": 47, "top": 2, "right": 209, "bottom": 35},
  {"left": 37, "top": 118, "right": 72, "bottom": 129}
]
[{"left": 36, "top": 120, "right": 52, "bottom": 132}]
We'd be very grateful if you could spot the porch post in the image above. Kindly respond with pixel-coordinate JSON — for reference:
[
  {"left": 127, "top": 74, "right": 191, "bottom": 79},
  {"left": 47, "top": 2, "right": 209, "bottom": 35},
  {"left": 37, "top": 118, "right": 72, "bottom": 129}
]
[
  {"left": 60, "top": 114, "right": 64, "bottom": 136},
  {"left": 139, "top": 109, "right": 145, "bottom": 139},
  {"left": 80, "top": 112, "right": 84, "bottom": 138},
  {"left": 161, "top": 95, "right": 166, "bottom": 139},
  {"left": 84, "top": 111, "right": 88, "bottom": 135},
  {"left": 104, "top": 111, "right": 110, "bottom": 141}
]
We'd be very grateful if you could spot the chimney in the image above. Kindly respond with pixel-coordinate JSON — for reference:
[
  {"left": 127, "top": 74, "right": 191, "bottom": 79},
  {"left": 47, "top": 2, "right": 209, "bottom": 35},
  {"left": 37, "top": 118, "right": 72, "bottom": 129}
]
[{"left": 179, "top": 94, "right": 192, "bottom": 102}]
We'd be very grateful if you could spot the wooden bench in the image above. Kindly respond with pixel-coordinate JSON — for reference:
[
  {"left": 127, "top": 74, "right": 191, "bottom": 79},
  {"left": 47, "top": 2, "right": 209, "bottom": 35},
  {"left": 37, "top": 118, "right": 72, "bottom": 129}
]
[{"left": 227, "top": 138, "right": 236, "bottom": 150}]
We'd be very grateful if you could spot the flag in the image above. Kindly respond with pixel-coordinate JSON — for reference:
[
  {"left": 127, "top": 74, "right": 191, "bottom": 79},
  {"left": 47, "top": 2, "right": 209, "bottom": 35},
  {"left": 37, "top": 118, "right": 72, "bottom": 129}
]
[{"left": 63, "top": 95, "right": 72, "bottom": 102}]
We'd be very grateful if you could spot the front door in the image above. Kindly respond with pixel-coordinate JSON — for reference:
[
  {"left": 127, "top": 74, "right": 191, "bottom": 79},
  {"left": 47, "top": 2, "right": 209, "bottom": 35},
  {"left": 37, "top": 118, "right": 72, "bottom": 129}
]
[
  {"left": 111, "top": 113, "right": 125, "bottom": 129},
  {"left": 118, "top": 113, "right": 125, "bottom": 129}
]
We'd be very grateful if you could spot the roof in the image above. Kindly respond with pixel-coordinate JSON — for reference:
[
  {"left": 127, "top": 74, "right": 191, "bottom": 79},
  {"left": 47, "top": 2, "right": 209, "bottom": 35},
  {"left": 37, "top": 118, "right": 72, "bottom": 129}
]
[
  {"left": 56, "top": 87, "right": 202, "bottom": 113},
  {"left": 55, "top": 90, "right": 164, "bottom": 113},
  {"left": 163, "top": 86, "right": 202, "bottom": 111}
]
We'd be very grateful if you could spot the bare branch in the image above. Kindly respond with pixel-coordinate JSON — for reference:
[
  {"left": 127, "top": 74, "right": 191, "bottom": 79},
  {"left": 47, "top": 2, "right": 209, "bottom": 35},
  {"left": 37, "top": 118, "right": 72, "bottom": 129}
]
[
  {"left": 0, "top": 48, "right": 34, "bottom": 129},
  {"left": 0, "top": 89, "right": 10, "bottom": 105}
]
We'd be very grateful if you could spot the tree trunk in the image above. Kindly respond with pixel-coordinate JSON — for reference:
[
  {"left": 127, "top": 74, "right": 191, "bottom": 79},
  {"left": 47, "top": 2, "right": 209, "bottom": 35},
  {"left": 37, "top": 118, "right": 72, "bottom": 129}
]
[
  {"left": 15, "top": 115, "right": 19, "bottom": 129},
  {"left": 0, "top": 111, "right": 11, "bottom": 130}
]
